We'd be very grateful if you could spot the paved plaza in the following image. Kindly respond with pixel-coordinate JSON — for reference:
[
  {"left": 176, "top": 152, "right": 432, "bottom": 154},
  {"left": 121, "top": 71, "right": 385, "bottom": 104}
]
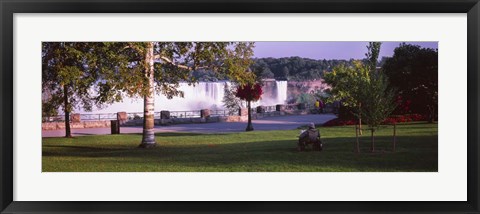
[{"left": 42, "top": 114, "right": 337, "bottom": 138}]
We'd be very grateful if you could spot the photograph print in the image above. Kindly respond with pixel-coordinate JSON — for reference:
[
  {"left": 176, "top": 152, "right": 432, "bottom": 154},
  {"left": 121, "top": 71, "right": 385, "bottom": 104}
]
[{"left": 41, "top": 41, "right": 438, "bottom": 172}]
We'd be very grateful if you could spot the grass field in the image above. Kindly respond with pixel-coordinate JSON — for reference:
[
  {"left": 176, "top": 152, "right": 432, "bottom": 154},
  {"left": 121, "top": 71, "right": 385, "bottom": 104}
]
[{"left": 42, "top": 122, "right": 437, "bottom": 172}]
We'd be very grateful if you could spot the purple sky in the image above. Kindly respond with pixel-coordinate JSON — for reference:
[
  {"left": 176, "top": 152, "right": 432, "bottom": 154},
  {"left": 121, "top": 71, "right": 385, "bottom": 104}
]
[{"left": 253, "top": 42, "right": 438, "bottom": 60}]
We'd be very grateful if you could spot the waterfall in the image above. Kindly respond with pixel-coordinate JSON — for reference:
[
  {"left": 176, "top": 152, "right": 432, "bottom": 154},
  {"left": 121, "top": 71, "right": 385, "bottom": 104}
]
[
  {"left": 253, "top": 80, "right": 288, "bottom": 107},
  {"left": 76, "top": 81, "right": 288, "bottom": 113},
  {"left": 156, "top": 82, "right": 226, "bottom": 111},
  {"left": 275, "top": 81, "right": 288, "bottom": 105}
]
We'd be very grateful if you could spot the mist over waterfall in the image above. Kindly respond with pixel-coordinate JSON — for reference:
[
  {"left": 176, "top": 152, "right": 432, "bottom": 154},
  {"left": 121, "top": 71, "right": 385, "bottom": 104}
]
[
  {"left": 77, "top": 81, "right": 289, "bottom": 113},
  {"left": 275, "top": 81, "right": 288, "bottom": 106}
]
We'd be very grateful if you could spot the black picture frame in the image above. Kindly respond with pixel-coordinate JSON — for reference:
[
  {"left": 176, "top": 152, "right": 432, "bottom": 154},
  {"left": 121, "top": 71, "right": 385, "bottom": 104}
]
[{"left": 1, "top": 0, "right": 479, "bottom": 213}]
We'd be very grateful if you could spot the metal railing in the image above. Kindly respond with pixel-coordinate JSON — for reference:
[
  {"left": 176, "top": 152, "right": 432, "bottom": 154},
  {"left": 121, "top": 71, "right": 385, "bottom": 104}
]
[
  {"left": 126, "top": 112, "right": 144, "bottom": 120},
  {"left": 43, "top": 113, "right": 117, "bottom": 122},
  {"left": 284, "top": 104, "right": 299, "bottom": 111},
  {"left": 169, "top": 111, "right": 201, "bottom": 118},
  {"left": 210, "top": 110, "right": 233, "bottom": 117},
  {"left": 42, "top": 115, "right": 65, "bottom": 122},
  {"left": 81, "top": 113, "right": 117, "bottom": 121},
  {"left": 42, "top": 103, "right": 318, "bottom": 123},
  {"left": 262, "top": 105, "right": 277, "bottom": 113}
]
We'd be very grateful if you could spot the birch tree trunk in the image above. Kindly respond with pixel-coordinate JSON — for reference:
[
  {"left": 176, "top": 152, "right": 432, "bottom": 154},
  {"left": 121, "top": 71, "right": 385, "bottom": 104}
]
[
  {"left": 139, "top": 42, "right": 156, "bottom": 148},
  {"left": 63, "top": 85, "right": 72, "bottom": 138}
]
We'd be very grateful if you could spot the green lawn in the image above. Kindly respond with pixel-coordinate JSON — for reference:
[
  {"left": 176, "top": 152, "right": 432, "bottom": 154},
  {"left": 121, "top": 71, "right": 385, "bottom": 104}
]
[{"left": 42, "top": 122, "right": 437, "bottom": 172}]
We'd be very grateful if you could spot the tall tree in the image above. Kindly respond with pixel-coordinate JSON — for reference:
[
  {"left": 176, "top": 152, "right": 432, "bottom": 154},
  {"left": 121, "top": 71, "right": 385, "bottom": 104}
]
[
  {"left": 222, "top": 83, "right": 245, "bottom": 115},
  {"left": 94, "top": 42, "right": 256, "bottom": 148},
  {"left": 365, "top": 42, "right": 382, "bottom": 70},
  {"left": 357, "top": 72, "right": 396, "bottom": 152},
  {"left": 42, "top": 42, "right": 98, "bottom": 138},
  {"left": 359, "top": 42, "right": 382, "bottom": 133},
  {"left": 324, "top": 62, "right": 370, "bottom": 118},
  {"left": 382, "top": 43, "right": 438, "bottom": 122},
  {"left": 236, "top": 83, "right": 263, "bottom": 131},
  {"left": 324, "top": 61, "right": 395, "bottom": 153}
]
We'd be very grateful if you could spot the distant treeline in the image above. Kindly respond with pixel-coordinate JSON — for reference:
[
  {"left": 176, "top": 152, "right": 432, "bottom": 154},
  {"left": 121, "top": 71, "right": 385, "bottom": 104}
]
[{"left": 191, "top": 57, "right": 389, "bottom": 81}]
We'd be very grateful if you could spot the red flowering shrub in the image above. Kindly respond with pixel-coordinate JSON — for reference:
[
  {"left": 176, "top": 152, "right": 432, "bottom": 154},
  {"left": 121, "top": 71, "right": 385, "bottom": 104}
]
[
  {"left": 393, "top": 95, "right": 412, "bottom": 115},
  {"left": 322, "top": 114, "right": 428, "bottom": 127},
  {"left": 235, "top": 83, "right": 263, "bottom": 101},
  {"left": 382, "top": 114, "right": 427, "bottom": 124},
  {"left": 322, "top": 118, "right": 357, "bottom": 127}
]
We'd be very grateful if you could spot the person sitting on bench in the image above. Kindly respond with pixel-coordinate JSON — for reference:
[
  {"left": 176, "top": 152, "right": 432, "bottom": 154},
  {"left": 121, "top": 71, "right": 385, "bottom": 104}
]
[{"left": 298, "top": 123, "right": 323, "bottom": 151}]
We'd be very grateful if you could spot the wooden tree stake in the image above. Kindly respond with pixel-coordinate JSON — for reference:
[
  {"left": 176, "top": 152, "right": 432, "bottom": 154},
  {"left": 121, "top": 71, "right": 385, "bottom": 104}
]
[
  {"left": 355, "top": 124, "right": 360, "bottom": 153},
  {"left": 393, "top": 123, "right": 397, "bottom": 152},
  {"left": 371, "top": 129, "right": 375, "bottom": 153}
]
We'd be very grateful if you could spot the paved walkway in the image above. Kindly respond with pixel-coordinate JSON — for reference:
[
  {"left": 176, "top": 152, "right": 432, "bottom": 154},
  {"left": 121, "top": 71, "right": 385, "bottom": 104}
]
[{"left": 42, "top": 114, "right": 337, "bottom": 137}]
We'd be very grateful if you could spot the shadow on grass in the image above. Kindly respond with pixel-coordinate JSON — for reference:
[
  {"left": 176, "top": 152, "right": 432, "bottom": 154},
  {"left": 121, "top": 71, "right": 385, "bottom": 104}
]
[
  {"left": 71, "top": 133, "right": 101, "bottom": 136},
  {"left": 120, "top": 132, "right": 228, "bottom": 137},
  {"left": 43, "top": 145, "right": 134, "bottom": 157},
  {"left": 42, "top": 134, "right": 438, "bottom": 171}
]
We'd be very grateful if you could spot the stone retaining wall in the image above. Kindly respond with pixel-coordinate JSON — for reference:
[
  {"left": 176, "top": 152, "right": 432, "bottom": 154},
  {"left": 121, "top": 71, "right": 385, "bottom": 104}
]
[
  {"left": 42, "top": 121, "right": 111, "bottom": 130},
  {"left": 42, "top": 109, "right": 310, "bottom": 130},
  {"left": 120, "top": 115, "right": 249, "bottom": 126}
]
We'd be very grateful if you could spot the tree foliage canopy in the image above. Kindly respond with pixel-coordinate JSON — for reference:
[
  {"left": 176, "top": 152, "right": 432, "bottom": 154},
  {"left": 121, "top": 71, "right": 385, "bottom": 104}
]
[
  {"left": 324, "top": 42, "right": 396, "bottom": 131},
  {"left": 357, "top": 72, "right": 396, "bottom": 130},
  {"left": 92, "top": 42, "right": 256, "bottom": 101},
  {"left": 365, "top": 42, "right": 382, "bottom": 70},
  {"left": 252, "top": 57, "right": 368, "bottom": 81},
  {"left": 222, "top": 83, "right": 245, "bottom": 115},
  {"left": 235, "top": 83, "right": 263, "bottom": 102},
  {"left": 323, "top": 61, "right": 370, "bottom": 108},
  {"left": 42, "top": 42, "right": 99, "bottom": 115},
  {"left": 192, "top": 57, "right": 369, "bottom": 81},
  {"left": 382, "top": 43, "right": 438, "bottom": 120}
]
